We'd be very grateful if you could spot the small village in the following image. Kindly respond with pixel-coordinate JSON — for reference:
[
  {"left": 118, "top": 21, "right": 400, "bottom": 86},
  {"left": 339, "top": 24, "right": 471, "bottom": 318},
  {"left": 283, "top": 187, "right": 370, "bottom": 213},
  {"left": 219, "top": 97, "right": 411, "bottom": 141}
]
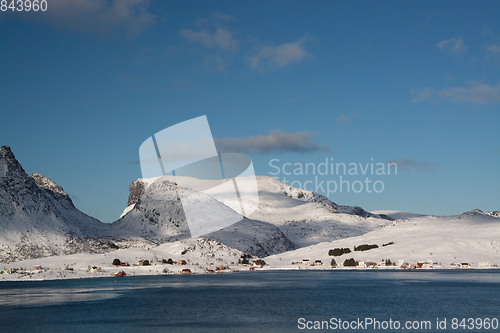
[
  {"left": 290, "top": 258, "right": 493, "bottom": 270},
  {"left": 0, "top": 254, "right": 269, "bottom": 280},
  {"left": 1, "top": 254, "right": 496, "bottom": 281},
  {"left": 287, "top": 243, "right": 496, "bottom": 270}
]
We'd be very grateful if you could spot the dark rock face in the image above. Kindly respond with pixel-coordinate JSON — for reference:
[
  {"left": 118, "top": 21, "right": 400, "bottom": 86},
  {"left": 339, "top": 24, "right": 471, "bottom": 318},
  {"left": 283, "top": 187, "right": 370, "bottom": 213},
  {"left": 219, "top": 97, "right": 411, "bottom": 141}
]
[
  {"left": 0, "top": 146, "right": 48, "bottom": 217},
  {"left": 127, "top": 179, "right": 145, "bottom": 206}
]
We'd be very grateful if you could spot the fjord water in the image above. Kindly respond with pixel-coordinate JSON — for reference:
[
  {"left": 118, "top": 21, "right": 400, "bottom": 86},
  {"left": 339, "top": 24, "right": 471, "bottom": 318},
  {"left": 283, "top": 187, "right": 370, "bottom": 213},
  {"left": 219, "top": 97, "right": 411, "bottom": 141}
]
[{"left": 0, "top": 270, "right": 498, "bottom": 332}]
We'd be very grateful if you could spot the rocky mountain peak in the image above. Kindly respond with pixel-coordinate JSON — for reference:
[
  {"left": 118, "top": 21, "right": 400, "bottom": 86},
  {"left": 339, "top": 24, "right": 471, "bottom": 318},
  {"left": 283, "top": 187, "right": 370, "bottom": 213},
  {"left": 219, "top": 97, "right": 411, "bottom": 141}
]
[
  {"left": 127, "top": 179, "right": 145, "bottom": 206},
  {"left": 32, "top": 172, "right": 68, "bottom": 196},
  {"left": 0, "top": 146, "right": 28, "bottom": 180}
]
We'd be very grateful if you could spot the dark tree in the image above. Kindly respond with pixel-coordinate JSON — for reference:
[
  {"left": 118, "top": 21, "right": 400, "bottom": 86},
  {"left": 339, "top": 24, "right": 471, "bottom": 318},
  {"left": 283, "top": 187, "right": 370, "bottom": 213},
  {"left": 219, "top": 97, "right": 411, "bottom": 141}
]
[
  {"left": 343, "top": 258, "right": 356, "bottom": 267},
  {"left": 112, "top": 258, "right": 121, "bottom": 266},
  {"left": 255, "top": 259, "right": 266, "bottom": 267},
  {"left": 354, "top": 244, "right": 379, "bottom": 252},
  {"left": 331, "top": 259, "right": 336, "bottom": 266}
]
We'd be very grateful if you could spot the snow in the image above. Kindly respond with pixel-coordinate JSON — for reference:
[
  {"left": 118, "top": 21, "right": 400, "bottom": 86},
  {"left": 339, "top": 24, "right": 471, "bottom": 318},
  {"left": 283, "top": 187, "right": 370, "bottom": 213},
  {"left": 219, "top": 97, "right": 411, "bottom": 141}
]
[
  {"left": 2, "top": 146, "right": 498, "bottom": 280},
  {"left": 119, "top": 204, "right": 135, "bottom": 218},
  {"left": 263, "top": 211, "right": 500, "bottom": 269},
  {"left": 370, "top": 210, "right": 426, "bottom": 219},
  {"left": 0, "top": 238, "right": 248, "bottom": 281}
]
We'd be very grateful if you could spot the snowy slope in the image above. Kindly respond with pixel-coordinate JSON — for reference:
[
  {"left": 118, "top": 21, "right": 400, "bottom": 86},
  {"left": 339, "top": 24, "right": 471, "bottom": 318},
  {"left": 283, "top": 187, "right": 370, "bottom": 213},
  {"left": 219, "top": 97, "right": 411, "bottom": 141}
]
[
  {"left": 207, "top": 218, "right": 296, "bottom": 257},
  {"left": 264, "top": 210, "right": 500, "bottom": 268},
  {"left": 0, "top": 238, "right": 249, "bottom": 282},
  {"left": 370, "top": 210, "right": 425, "bottom": 219},
  {"left": 116, "top": 175, "right": 390, "bottom": 250},
  {"left": 224, "top": 176, "right": 391, "bottom": 247},
  {"left": 112, "top": 176, "right": 296, "bottom": 256},
  {"left": 0, "top": 146, "right": 116, "bottom": 263}
]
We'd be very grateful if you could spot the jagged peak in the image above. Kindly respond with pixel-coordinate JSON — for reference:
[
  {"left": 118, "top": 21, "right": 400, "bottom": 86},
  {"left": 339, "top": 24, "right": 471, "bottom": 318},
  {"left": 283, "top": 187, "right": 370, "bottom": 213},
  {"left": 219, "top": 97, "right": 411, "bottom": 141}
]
[
  {"left": 32, "top": 172, "right": 68, "bottom": 196},
  {"left": 0, "top": 145, "right": 28, "bottom": 178},
  {"left": 127, "top": 179, "right": 145, "bottom": 206}
]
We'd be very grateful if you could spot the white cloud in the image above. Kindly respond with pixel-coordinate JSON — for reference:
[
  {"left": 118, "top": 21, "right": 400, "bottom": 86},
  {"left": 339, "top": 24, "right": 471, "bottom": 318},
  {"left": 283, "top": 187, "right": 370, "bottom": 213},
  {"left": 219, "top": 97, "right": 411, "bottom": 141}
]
[
  {"left": 486, "top": 44, "right": 500, "bottom": 55},
  {"left": 20, "top": 0, "right": 155, "bottom": 38},
  {"left": 437, "top": 37, "right": 468, "bottom": 55},
  {"left": 411, "top": 82, "right": 500, "bottom": 105},
  {"left": 249, "top": 37, "right": 313, "bottom": 69},
  {"left": 410, "top": 87, "right": 435, "bottom": 103},
  {"left": 439, "top": 82, "right": 500, "bottom": 104},
  {"left": 215, "top": 130, "right": 329, "bottom": 154},
  {"left": 213, "top": 12, "right": 235, "bottom": 22},
  {"left": 337, "top": 114, "right": 362, "bottom": 123},
  {"left": 386, "top": 158, "right": 439, "bottom": 172},
  {"left": 179, "top": 27, "right": 239, "bottom": 51}
]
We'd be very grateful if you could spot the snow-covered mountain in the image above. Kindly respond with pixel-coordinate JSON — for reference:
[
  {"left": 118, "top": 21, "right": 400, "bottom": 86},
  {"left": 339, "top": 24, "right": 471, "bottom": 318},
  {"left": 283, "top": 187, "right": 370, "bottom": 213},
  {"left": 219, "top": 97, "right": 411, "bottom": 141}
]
[
  {"left": 370, "top": 210, "right": 425, "bottom": 219},
  {"left": 113, "top": 176, "right": 296, "bottom": 257},
  {"left": 115, "top": 175, "right": 392, "bottom": 252},
  {"left": 264, "top": 209, "right": 500, "bottom": 268},
  {"left": 0, "top": 146, "right": 116, "bottom": 263},
  {"left": 3, "top": 145, "right": 496, "bottom": 270},
  {"left": 203, "top": 176, "right": 391, "bottom": 247}
]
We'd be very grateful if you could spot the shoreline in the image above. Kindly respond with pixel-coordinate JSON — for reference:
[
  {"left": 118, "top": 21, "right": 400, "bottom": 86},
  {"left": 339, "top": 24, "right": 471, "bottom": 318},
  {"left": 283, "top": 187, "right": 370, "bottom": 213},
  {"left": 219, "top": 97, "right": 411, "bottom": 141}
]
[{"left": 2, "top": 264, "right": 498, "bottom": 282}]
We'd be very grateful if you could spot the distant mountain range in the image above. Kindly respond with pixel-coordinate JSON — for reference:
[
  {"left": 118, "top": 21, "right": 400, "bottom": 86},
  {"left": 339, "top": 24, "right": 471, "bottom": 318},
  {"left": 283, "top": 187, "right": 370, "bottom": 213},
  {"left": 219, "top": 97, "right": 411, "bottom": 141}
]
[{"left": 1, "top": 146, "right": 498, "bottom": 267}]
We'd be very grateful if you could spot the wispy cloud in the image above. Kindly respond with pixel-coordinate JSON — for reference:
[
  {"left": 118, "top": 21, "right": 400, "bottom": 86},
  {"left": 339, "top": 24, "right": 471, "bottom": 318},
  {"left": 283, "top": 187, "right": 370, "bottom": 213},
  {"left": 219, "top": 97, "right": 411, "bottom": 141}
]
[
  {"left": 337, "top": 114, "right": 362, "bottom": 123},
  {"left": 215, "top": 130, "right": 329, "bottom": 154},
  {"left": 386, "top": 158, "right": 439, "bottom": 172},
  {"left": 410, "top": 87, "right": 435, "bottom": 104},
  {"left": 439, "top": 81, "right": 500, "bottom": 104},
  {"left": 179, "top": 27, "right": 239, "bottom": 52},
  {"left": 18, "top": 0, "right": 156, "bottom": 38},
  {"left": 486, "top": 44, "right": 500, "bottom": 55},
  {"left": 249, "top": 37, "right": 313, "bottom": 70},
  {"left": 170, "top": 78, "right": 192, "bottom": 91},
  {"left": 178, "top": 13, "right": 239, "bottom": 72},
  {"left": 212, "top": 12, "right": 235, "bottom": 22},
  {"left": 411, "top": 82, "right": 500, "bottom": 105},
  {"left": 437, "top": 37, "right": 468, "bottom": 55}
]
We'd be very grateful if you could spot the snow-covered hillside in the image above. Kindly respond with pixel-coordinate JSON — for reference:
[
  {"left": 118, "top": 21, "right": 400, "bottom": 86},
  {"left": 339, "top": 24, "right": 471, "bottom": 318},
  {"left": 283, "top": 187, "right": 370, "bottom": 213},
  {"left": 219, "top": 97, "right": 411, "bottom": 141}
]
[
  {"left": 264, "top": 210, "right": 500, "bottom": 269},
  {"left": 0, "top": 238, "right": 250, "bottom": 281},
  {"left": 370, "top": 210, "right": 425, "bottom": 219},
  {"left": 115, "top": 175, "right": 391, "bottom": 251},
  {"left": 214, "top": 176, "right": 391, "bottom": 247},
  {"left": 0, "top": 146, "right": 117, "bottom": 263},
  {"left": 2, "top": 145, "right": 496, "bottom": 274}
]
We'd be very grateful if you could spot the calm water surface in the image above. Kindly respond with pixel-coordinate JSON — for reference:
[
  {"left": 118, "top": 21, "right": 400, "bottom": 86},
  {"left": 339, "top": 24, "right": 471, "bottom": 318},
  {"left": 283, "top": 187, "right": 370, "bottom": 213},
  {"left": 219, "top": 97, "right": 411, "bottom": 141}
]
[{"left": 0, "top": 270, "right": 499, "bottom": 332}]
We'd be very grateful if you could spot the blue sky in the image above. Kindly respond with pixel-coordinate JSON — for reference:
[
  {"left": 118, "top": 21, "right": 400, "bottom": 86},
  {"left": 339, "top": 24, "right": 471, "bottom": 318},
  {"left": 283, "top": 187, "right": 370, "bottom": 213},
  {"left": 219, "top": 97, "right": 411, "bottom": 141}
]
[{"left": 1, "top": 0, "right": 499, "bottom": 222}]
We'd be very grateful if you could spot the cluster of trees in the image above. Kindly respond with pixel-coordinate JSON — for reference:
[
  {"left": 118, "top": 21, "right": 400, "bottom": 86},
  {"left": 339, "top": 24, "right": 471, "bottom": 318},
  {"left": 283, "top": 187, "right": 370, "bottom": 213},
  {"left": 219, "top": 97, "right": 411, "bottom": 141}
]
[
  {"left": 254, "top": 259, "right": 266, "bottom": 267},
  {"left": 328, "top": 248, "right": 351, "bottom": 256},
  {"left": 343, "top": 258, "right": 356, "bottom": 267},
  {"left": 383, "top": 259, "right": 396, "bottom": 266},
  {"left": 354, "top": 244, "right": 378, "bottom": 251},
  {"left": 330, "top": 258, "right": 357, "bottom": 267},
  {"left": 382, "top": 241, "right": 394, "bottom": 247},
  {"left": 238, "top": 253, "right": 253, "bottom": 265},
  {"left": 160, "top": 258, "right": 187, "bottom": 265}
]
